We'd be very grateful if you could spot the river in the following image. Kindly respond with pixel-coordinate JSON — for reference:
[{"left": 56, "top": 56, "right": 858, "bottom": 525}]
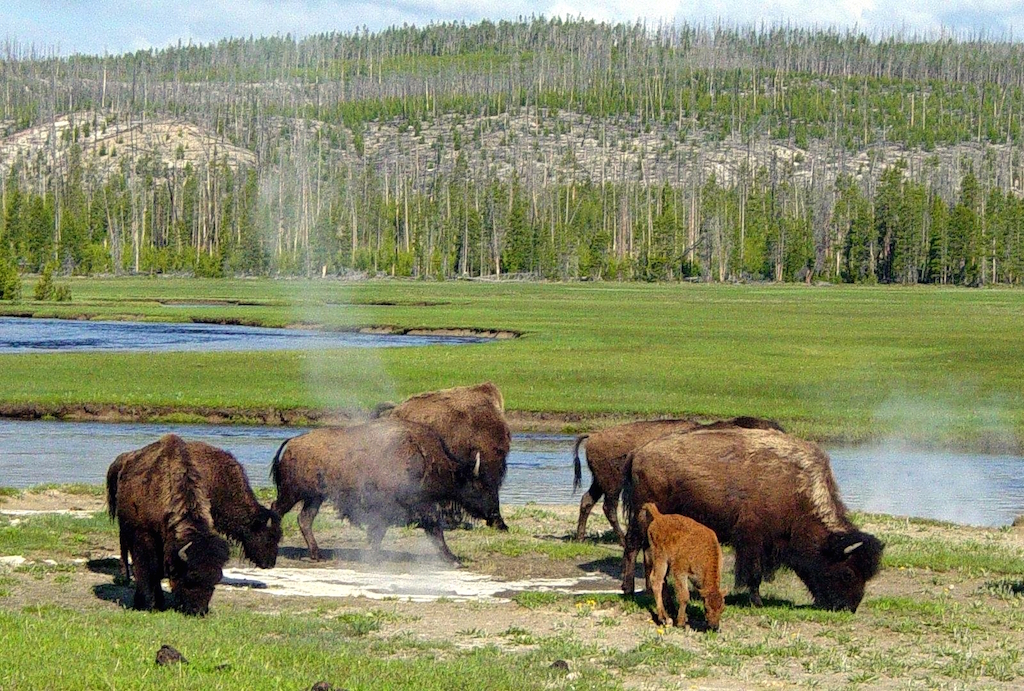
[{"left": 1, "top": 419, "right": 1021, "bottom": 527}]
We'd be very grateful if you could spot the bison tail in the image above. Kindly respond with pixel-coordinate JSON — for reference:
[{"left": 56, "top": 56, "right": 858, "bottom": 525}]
[
  {"left": 620, "top": 452, "right": 636, "bottom": 526},
  {"left": 269, "top": 438, "right": 292, "bottom": 489},
  {"left": 571, "top": 434, "right": 589, "bottom": 493},
  {"left": 105, "top": 457, "right": 123, "bottom": 521}
]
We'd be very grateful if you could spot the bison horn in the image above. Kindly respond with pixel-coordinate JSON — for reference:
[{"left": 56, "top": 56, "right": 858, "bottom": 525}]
[
  {"left": 843, "top": 541, "right": 864, "bottom": 555},
  {"left": 266, "top": 516, "right": 274, "bottom": 529},
  {"left": 473, "top": 452, "right": 481, "bottom": 478},
  {"left": 178, "top": 541, "right": 193, "bottom": 562}
]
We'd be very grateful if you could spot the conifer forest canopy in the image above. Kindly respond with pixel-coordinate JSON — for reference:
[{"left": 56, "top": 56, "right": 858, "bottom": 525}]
[{"left": 2, "top": 18, "right": 1024, "bottom": 286}]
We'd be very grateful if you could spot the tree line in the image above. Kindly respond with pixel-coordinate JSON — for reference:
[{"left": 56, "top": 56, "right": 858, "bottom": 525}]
[{"left": 3, "top": 18, "right": 1024, "bottom": 287}]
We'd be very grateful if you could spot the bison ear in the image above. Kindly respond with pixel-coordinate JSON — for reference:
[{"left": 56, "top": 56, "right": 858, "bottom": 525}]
[
  {"left": 843, "top": 541, "right": 864, "bottom": 555},
  {"left": 473, "top": 452, "right": 481, "bottom": 478},
  {"left": 178, "top": 541, "right": 193, "bottom": 562}
]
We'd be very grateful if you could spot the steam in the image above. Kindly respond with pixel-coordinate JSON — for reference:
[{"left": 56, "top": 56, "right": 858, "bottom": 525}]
[{"left": 832, "top": 386, "right": 1021, "bottom": 526}]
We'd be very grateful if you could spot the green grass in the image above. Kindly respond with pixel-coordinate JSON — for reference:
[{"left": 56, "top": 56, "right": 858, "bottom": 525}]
[
  {"left": 0, "top": 606, "right": 608, "bottom": 690},
  {"left": 879, "top": 533, "right": 1024, "bottom": 575},
  {"left": 2, "top": 278, "right": 1023, "bottom": 443}
]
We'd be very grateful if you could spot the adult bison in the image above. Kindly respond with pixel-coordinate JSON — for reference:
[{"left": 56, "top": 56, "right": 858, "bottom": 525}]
[
  {"left": 107, "top": 434, "right": 230, "bottom": 614},
  {"left": 573, "top": 416, "right": 784, "bottom": 544},
  {"left": 621, "top": 427, "right": 883, "bottom": 612},
  {"left": 270, "top": 418, "right": 500, "bottom": 562},
  {"left": 374, "top": 382, "right": 511, "bottom": 531},
  {"left": 108, "top": 440, "right": 282, "bottom": 581}
]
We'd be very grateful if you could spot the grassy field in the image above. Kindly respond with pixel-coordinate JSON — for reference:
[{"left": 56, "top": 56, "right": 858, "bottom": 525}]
[
  {"left": 1, "top": 491, "right": 1023, "bottom": 690},
  {"left": 2, "top": 277, "right": 1023, "bottom": 444}
]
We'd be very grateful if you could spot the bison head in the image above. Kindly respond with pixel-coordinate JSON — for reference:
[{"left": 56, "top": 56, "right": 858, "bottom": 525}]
[
  {"left": 804, "top": 530, "right": 884, "bottom": 612},
  {"left": 239, "top": 507, "right": 283, "bottom": 569},
  {"left": 453, "top": 452, "right": 504, "bottom": 528},
  {"left": 168, "top": 533, "right": 230, "bottom": 616}
]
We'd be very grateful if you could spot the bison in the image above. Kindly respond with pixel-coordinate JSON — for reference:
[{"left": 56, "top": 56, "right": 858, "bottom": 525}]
[
  {"left": 641, "top": 502, "right": 726, "bottom": 631},
  {"left": 573, "top": 416, "right": 784, "bottom": 544},
  {"left": 106, "top": 434, "right": 231, "bottom": 614},
  {"left": 374, "top": 382, "right": 511, "bottom": 530},
  {"left": 270, "top": 418, "right": 500, "bottom": 562},
  {"left": 108, "top": 439, "right": 282, "bottom": 581},
  {"left": 622, "top": 427, "right": 883, "bottom": 612}
]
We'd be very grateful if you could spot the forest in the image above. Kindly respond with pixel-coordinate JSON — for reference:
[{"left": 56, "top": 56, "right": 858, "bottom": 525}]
[{"left": 2, "top": 17, "right": 1024, "bottom": 287}]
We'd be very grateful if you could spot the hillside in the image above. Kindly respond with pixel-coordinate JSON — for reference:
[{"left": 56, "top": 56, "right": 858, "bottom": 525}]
[{"left": 1, "top": 19, "right": 1024, "bottom": 284}]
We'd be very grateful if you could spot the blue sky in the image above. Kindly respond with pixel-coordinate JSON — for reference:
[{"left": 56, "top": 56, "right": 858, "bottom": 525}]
[{"left": 3, "top": 1, "right": 1024, "bottom": 56}]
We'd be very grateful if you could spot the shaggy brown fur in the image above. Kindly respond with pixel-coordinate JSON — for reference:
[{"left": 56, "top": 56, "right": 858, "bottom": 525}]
[
  {"left": 573, "top": 416, "right": 784, "bottom": 544},
  {"left": 640, "top": 503, "right": 725, "bottom": 630},
  {"left": 270, "top": 418, "right": 499, "bottom": 562},
  {"left": 622, "top": 427, "right": 883, "bottom": 612},
  {"left": 109, "top": 441, "right": 282, "bottom": 578},
  {"left": 375, "top": 382, "right": 511, "bottom": 530},
  {"left": 107, "top": 434, "right": 230, "bottom": 615}
]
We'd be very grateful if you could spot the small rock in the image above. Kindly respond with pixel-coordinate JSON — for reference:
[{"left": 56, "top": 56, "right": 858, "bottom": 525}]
[
  {"left": 550, "top": 660, "right": 570, "bottom": 672},
  {"left": 1012, "top": 515, "right": 1024, "bottom": 528},
  {"left": 155, "top": 645, "right": 187, "bottom": 666},
  {"left": 0, "top": 556, "right": 27, "bottom": 568},
  {"left": 310, "top": 682, "right": 335, "bottom": 691}
]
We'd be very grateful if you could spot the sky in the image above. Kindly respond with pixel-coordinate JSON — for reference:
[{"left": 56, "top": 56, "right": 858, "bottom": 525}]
[{"left": 3, "top": 1, "right": 1024, "bottom": 56}]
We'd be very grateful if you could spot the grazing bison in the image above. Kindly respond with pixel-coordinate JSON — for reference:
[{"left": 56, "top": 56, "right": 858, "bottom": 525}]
[
  {"left": 622, "top": 427, "right": 883, "bottom": 612},
  {"left": 374, "top": 382, "right": 511, "bottom": 530},
  {"left": 108, "top": 440, "right": 282, "bottom": 581},
  {"left": 270, "top": 418, "right": 500, "bottom": 562},
  {"left": 106, "top": 434, "right": 230, "bottom": 614},
  {"left": 641, "top": 503, "right": 725, "bottom": 631},
  {"left": 573, "top": 416, "right": 784, "bottom": 544}
]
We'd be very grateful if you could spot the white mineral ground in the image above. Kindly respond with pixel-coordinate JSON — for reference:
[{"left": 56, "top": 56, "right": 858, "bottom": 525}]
[{"left": 220, "top": 566, "right": 620, "bottom": 602}]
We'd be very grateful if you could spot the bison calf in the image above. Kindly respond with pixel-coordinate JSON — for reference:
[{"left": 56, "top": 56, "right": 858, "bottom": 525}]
[{"left": 641, "top": 503, "right": 725, "bottom": 631}]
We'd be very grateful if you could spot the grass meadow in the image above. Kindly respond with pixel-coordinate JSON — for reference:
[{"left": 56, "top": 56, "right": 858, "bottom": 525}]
[{"left": 1, "top": 277, "right": 1022, "bottom": 444}]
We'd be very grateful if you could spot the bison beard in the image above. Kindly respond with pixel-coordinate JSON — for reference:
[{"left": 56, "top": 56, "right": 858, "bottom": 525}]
[{"left": 622, "top": 427, "right": 883, "bottom": 613}]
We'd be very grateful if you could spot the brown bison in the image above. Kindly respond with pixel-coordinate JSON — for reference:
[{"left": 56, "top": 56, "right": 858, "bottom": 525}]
[
  {"left": 374, "top": 381, "right": 511, "bottom": 530},
  {"left": 641, "top": 502, "right": 726, "bottom": 631},
  {"left": 108, "top": 440, "right": 282, "bottom": 581},
  {"left": 270, "top": 418, "right": 500, "bottom": 562},
  {"left": 622, "top": 427, "right": 883, "bottom": 612},
  {"left": 106, "top": 434, "right": 230, "bottom": 614},
  {"left": 573, "top": 416, "right": 784, "bottom": 544}
]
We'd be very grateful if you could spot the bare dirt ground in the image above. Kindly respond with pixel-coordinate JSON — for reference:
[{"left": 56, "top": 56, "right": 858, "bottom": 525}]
[{"left": 3, "top": 491, "right": 1024, "bottom": 689}]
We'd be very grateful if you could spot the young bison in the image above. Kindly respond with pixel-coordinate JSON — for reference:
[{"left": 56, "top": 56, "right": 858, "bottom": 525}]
[{"left": 641, "top": 502, "right": 726, "bottom": 631}]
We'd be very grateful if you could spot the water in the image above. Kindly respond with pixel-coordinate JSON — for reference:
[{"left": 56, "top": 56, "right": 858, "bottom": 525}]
[
  {"left": 1, "top": 420, "right": 1022, "bottom": 526},
  {"left": 0, "top": 317, "right": 491, "bottom": 353}
]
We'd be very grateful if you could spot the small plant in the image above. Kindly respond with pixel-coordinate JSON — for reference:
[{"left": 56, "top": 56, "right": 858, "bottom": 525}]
[{"left": 33, "top": 263, "right": 70, "bottom": 302}]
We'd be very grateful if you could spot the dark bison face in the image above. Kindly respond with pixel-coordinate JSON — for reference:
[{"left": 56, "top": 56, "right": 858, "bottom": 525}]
[
  {"left": 454, "top": 457, "right": 504, "bottom": 528},
  {"left": 169, "top": 534, "right": 230, "bottom": 616},
  {"left": 241, "top": 508, "right": 283, "bottom": 569},
  {"left": 808, "top": 531, "right": 885, "bottom": 612}
]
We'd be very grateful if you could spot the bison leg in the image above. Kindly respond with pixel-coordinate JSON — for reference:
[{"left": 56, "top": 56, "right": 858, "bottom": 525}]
[
  {"left": 129, "top": 538, "right": 164, "bottom": 611},
  {"left": 574, "top": 482, "right": 601, "bottom": 541},
  {"left": 421, "top": 518, "right": 459, "bottom": 564},
  {"left": 117, "top": 525, "right": 132, "bottom": 584},
  {"left": 298, "top": 497, "right": 323, "bottom": 561},
  {"left": 367, "top": 522, "right": 388, "bottom": 551},
  {"left": 731, "top": 529, "right": 764, "bottom": 607},
  {"left": 602, "top": 493, "right": 626, "bottom": 546},
  {"left": 649, "top": 556, "right": 671, "bottom": 626},
  {"left": 621, "top": 512, "right": 644, "bottom": 596},
  {"left": 670, "top": 568, "right": 692, "bottom": 627}
]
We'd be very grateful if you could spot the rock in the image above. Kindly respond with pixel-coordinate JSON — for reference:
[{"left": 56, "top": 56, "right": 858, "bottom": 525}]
[
  {"left": 1012, "top": 515, "right": 1024, "bottom": 528},
  {"left": 155, "top": 645, "right": 187, "bottom": 666},
  {"left": 550, "top": 660, "right": 570, "bottom": 672},
  {"left": 310, "top": 683, "right": 335, "bottom": 691},
  {"left": 0, "top": 556, "right": 27, "bottom": 568}
]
